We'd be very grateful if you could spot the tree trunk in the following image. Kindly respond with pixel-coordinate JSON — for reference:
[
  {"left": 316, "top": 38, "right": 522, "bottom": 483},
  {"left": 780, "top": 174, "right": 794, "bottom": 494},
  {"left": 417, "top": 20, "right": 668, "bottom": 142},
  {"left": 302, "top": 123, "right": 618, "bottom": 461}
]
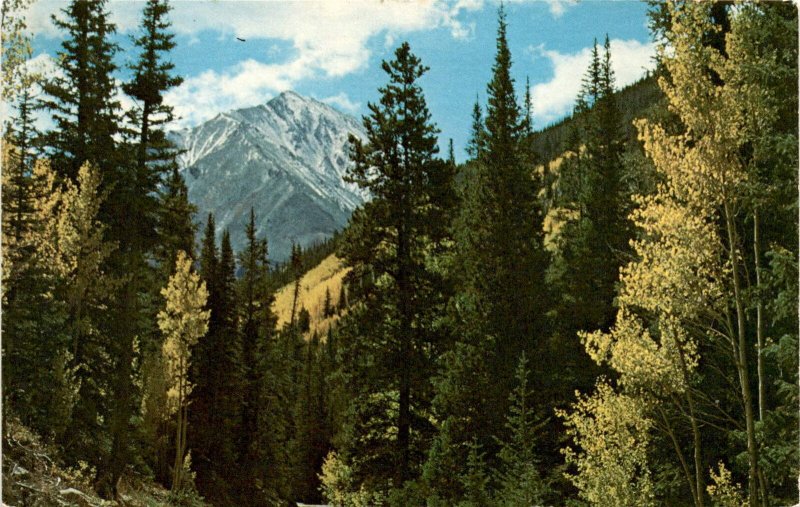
[
  {"left": 660, "top": 407, "right": 699, "bottom": 506},
  {"left": 397, "top": 220, "right": 411, "bottom": 484},
  {"left": 173, "top": 356, "right": 184, "bottom": 493},
  {"left": 753, "top": 208, "right": 765, "bottom": 422},
  {"left": 724, "top": 201, "right": 760, "bottom": 506},
  {"left": 677, "top": 344, "right": 705, "bottom": 507}
]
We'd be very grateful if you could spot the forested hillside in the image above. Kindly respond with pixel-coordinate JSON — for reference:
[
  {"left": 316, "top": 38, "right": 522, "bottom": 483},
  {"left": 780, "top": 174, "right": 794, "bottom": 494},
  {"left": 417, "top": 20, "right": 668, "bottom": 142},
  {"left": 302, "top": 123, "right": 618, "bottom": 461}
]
[{"left": 2, "top": 1, "right": 797, "bottom": 506}]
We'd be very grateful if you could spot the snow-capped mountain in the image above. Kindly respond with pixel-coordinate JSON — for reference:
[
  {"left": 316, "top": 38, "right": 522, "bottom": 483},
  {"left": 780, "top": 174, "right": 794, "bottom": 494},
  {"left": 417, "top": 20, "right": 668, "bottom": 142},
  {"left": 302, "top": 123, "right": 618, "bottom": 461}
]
[{"left": 169, "top": 91, "right": 368, "bottom": 262}]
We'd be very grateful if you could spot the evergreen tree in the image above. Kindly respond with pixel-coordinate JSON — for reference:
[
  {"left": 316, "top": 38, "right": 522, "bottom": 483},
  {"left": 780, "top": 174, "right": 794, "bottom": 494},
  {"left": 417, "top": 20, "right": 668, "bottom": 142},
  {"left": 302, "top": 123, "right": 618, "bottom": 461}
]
[
  {"left": 458, "top": 2, "right": 547, "bottom": 379},
  {"left": 156, "top": 165, "right": 197, "bottom": 269},
  {"left": 40, "top": 0, "right": 120, "bottom": 182},
  {"left": 337, "top": 284, "right": 347, "bottom": 314},
  {"left": 494, "top": 354, "right": 548, "bottom": 505},
  {"left": 236, "top": 208, "right": 290, "bottom": 502},
  {"left": 1, "top": 14, "right": 45, "bottom": 425},
  {"left": 443, "top": 5, "right": 549, "bottom": 486},
  {"left": 290, "top": 333, "right": 334, "bottom": 503},
  {"left": 124, "top": 0, "right": 182, "bottom": 176},
  {"left": 124, "top": 0, "right": 190, "bottom": 279},
  {"left": 3, "top": 85, "right": 38, "bottom": 255},
  {"left": 323, "top": 287, "right": 333, "bottom": 318},
  {"left": 457, "top": 439, "right": 492, "bottom": 507},
  {"left": 522, "top": 76, "right": 533, "bottom": 138},
  {"left": 544, "top": 36, "right": 627, "bottom": 413},
  {"left": 465, "top": 96, "right": 485, "bottom": 159},
  {"left": 2, "top": 83, "right": 42, "bottom": 416},
  {"left": 289, "top": 242, "right": 303, "bottom": 328},
  {"left": 338, "top": 41, "right": 455, "bottom": 488},
  {"left": 105, "top": 3, "right": 187, "bottom": 495},
  {"left": 447, "top": 138, "right": 456, "bottom": 166},
  {"left": 190, "top": 219, "right": 245, "bottom": 504},
  {"left": 423, "top": 341, "right": 493, "bottom": 504},
  {"left": 297, "top": 306, "right": 311, "bottom": 334}
]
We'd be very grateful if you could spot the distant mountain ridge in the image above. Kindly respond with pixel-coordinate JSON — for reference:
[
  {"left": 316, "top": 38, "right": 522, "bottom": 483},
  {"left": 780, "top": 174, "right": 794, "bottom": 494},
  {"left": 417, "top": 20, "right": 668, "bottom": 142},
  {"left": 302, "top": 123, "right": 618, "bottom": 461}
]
[{"left": 169, "top": 91, "right": 368, "bottom": 262}]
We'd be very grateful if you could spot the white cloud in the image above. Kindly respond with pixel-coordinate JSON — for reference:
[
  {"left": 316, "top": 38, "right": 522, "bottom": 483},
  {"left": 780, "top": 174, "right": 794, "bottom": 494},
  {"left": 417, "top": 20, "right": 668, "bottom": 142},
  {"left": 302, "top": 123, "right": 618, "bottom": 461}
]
[
  {"left": 155, "top": 0, "right": 490, "bottom": 127},
  {"left": 543, "top": 0, "right": 577, "bottom": 18},
  {"left": 530, "top": 38, "right": 656, "bottom": 127},
  {"left": 25, "top": 1, "right": 142, "bottom": 38},
  {"left": 320, "top": 92, "right": 361, "bottom": 114},
  {"left": 24, "top": 0, "right": 580, "bottom": 128}
]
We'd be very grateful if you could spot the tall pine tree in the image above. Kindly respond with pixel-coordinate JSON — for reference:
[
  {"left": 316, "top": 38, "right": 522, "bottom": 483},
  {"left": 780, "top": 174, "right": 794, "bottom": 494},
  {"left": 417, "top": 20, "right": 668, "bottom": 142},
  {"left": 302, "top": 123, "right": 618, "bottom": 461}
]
[
  {"left": 338, "top": 41, "right": 455, "bottom": 489},
  {"left": 440, "top": 7, "right": 549, "bottom": 488},
  {"left": 190, "top": 221, "right": 245, "bottom": 505},
  {"left": 40, "top": 0, "right": 120, "bottom": 183}
]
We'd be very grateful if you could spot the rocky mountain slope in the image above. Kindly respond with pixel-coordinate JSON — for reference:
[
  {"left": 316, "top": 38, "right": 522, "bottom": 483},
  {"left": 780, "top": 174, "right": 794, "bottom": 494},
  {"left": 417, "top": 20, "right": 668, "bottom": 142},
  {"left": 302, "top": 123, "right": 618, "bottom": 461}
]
[{"left": 170, "top": 91, "right": 368, "bottom": 262}]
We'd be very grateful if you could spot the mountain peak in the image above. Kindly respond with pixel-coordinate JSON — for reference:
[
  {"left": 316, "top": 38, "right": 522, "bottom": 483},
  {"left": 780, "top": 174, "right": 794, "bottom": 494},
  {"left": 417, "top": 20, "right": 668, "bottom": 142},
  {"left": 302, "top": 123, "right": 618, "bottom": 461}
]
[
  {"left": 170, "top": 90, "right": 368, "bottom": 262},
  {"left": 271, "top": 89, "right": 310, "bottom": 106}
]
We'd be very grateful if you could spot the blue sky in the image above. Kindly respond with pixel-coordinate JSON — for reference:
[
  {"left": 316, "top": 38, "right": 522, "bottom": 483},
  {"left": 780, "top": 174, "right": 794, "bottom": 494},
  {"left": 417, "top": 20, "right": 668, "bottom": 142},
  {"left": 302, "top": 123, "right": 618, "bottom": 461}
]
[{"left": 26, "top": 0, "right": 655, "bottom": 162}]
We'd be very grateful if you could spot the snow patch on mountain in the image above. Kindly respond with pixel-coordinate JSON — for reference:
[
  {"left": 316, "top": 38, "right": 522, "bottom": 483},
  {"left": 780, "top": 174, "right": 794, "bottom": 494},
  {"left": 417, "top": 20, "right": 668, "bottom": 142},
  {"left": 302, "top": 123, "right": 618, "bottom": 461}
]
[{"left": 169, "top": 91, "right": 368, "bottom": 262}]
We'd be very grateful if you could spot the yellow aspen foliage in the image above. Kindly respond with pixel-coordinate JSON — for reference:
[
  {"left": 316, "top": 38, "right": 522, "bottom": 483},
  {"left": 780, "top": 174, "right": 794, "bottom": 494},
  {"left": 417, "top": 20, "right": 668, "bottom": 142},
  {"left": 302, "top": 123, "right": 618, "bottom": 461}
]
[
  {"left": 564, "top": 3, "right": 776, "bottom": 504},
  {"left": 158, "top": 251, "right": 209, "bottom": 413},
  {"left": 52, "top": 164, "right": 117, "bottom": 300},
  {"left": 0, "top": 0, "right": 34, "bottom": 101},
  {"left": 26, "top": 161, "right": 116, "bottom": 357},
  {"left": 583, "top": 309, "right": 697, "bottom": 398},
  {"left": 158, "top": 250, "right": 209, "bottom": 491},
  {"left": 707, "top": 462, "right": 748, "bottom": 507},
  {"left": 558, "top": 381, "right": 655, "bottom": 507}
]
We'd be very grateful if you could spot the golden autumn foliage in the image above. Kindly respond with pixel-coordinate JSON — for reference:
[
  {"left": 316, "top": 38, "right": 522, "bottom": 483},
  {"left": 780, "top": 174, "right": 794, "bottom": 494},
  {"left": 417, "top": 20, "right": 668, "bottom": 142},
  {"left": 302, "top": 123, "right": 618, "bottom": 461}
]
[
  {"left": 272, "top": 254, "right": 349, "bottom": 338},
  {"left": 558, "top": 381, "right": 655, "bottom": 507},
  {"left": 158, "top": 251, "right": 209, "bottom": 410},
  {"left": 157, "top": 250, "right": 209, "bottom": 491},
  {"left": 561, "top": 3, "right": 793, "bottom": 505}
]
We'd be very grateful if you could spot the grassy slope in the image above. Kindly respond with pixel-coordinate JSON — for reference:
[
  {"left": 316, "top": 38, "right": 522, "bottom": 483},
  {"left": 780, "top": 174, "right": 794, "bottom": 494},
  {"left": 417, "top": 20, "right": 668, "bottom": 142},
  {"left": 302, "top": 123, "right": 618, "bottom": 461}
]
[{"left": 271, "top": 254, "right": 350, "bottom": 339}]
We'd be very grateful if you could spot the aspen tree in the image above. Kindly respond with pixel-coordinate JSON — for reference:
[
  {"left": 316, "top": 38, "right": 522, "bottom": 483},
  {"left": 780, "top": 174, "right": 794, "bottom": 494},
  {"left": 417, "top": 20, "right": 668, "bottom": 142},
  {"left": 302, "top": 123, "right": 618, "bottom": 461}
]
[{"left": 158, "top": 251, "right": 209, "bottom": 492}]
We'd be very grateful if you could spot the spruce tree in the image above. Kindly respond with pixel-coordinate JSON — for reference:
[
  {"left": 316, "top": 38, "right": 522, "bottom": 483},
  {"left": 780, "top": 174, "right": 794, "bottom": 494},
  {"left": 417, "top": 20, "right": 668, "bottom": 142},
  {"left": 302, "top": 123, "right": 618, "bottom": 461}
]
[
  {"left": 2, "top": 87, "right": 42, "bottom": 413},
  {"left": 124, "top": 0, "right": 182, "bottom": 175},
  {"left": 522, "top": 76, "right": 533, "bottom": 138},
  {"left": 446, "top": 4, "right": 549, "bottom": 476},
  {"left": 290, "top": 333, "right": 333, "bottom": 503},
  {"left": 289, "top": 242, "right": 303, "bottom": 328},
  {"left": 113, "top": 3, "right": 187, "bottom": 493},
  {"left": 40, "top": 0, "right": 120, "bottom": 182},
  {"left": 337, "top": 284, "right": 347, "bottom": 314},
  {"left": 189, "top": 224, "right": 244, "bottom": 504},
  {"left": 3, "top": 86, "right": 38, "bottom": 253},
  {"left": 542, "top": 38, "right": 628, "bottom": 439},
  {"left": 236, "top": 208, "right": 289, "bottom": 502},
  {"left": 494, "top": 353, "right": 548, "bottom": 505},
  {"left": 458, "top": 439, "right": 492, "bottom": 507},
  {"left": 465, "top": 97, "right": 485, "bottom": 159},
  {"left": 459, "top": 2, "right": 547, "bottom": 372},
  {"left": 323, "top": 287, "right": 333, "bottom": 318},
  {"left": 156, "top": 165, "right": 197, "bottom": 269},
  {"left": 339, "top": 41, "right": 455, "bottom": 487},
  {"left": 124, "top": 0, "right": 185, "bottom": 263}
]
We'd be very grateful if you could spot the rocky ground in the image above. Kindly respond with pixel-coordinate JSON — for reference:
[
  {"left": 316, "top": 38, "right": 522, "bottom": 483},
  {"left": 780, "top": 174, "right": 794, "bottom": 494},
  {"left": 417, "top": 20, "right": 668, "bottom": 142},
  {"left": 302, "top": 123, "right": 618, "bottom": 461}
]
[{"left": 2, "top": 418, "right": 193, "bottom": 507}]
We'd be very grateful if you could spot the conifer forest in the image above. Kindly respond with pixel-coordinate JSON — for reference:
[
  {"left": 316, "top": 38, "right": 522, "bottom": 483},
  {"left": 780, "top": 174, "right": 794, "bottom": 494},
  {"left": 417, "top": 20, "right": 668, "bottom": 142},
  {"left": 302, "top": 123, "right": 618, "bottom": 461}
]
[{"left": 1, "top": 0, "right": 798, "bottom": 506}]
